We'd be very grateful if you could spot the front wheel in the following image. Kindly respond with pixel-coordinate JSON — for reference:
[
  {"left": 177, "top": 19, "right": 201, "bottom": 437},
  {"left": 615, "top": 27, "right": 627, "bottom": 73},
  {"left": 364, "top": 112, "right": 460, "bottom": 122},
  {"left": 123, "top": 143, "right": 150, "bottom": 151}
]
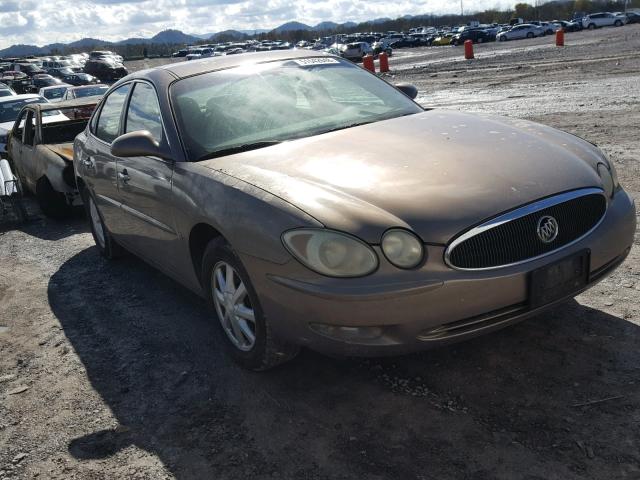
[
  {"left": 527, "top": 32, "right": 534, "bottom": 38},
  {"left": 588, "top": 23, "right": 596, "bottom": 30},
  {"left": 202, "top": 239, "right": 299, "bottom": 370},
  {"left": 614, "top": 20, "right": 622, "bottom": 27}
]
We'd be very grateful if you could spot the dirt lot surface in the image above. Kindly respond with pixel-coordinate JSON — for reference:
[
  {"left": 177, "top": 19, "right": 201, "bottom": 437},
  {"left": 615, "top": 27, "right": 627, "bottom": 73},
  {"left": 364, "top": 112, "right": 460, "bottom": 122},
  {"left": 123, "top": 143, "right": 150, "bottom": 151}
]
[{"left": 1, "top": 25, "right": 639, "bottom": 480}]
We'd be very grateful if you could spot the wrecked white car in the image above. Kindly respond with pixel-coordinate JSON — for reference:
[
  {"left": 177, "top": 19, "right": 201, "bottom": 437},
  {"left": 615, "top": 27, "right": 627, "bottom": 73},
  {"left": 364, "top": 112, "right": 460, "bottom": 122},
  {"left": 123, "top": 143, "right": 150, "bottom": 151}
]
[{"left": 8, "top": 98, "right": 99, "bottom": 217}]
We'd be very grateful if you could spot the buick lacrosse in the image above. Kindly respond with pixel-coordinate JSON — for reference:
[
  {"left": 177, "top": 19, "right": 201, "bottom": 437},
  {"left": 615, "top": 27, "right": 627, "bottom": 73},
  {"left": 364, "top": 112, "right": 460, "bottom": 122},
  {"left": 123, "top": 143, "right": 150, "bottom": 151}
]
[{"left": 74, "top": 51, "right": 636, "bottom": 370}]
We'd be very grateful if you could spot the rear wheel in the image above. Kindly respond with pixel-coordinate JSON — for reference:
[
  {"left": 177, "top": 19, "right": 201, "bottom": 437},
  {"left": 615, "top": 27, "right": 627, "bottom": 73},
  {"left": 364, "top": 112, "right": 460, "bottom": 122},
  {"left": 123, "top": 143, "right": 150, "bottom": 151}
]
[
  {"left": 614, "top": 20, "right": 623, "bottom": 27},
  {"left": 202, "top": 239, "right": 299, "bottom": 370},
  {"left": 527, "top": 32, "right": 534, "bottom": 38},
  {"left": 36, "top": 176, "right": 69, "bottom": 219},
  {"left": 83, "top": 188, "right": 124, "bottom": 259}
]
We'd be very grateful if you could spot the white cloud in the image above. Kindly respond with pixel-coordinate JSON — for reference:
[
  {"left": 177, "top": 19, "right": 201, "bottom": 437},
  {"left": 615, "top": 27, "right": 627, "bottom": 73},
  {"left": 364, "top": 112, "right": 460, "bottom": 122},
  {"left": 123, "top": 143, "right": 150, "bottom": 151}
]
[{"left": 0, "top": 0, "right": 515, "bottom": 49}]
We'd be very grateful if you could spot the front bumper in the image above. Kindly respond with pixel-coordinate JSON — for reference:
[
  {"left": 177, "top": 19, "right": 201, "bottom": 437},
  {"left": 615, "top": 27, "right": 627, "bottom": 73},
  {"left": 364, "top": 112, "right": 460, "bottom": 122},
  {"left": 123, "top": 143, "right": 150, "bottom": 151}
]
[{"left": 242, "top": 189, "right": 636, "bottom": 356}]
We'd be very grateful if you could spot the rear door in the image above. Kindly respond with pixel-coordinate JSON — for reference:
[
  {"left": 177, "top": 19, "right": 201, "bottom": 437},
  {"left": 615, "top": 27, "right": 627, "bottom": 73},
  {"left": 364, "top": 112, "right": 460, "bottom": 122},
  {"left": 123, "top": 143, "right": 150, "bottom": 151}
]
[
  {"left": 114, "top": 81, "right": 179, "bottom": 271},
  {"left": 78, "top": 83, "right": 131, "bottom": 230}
]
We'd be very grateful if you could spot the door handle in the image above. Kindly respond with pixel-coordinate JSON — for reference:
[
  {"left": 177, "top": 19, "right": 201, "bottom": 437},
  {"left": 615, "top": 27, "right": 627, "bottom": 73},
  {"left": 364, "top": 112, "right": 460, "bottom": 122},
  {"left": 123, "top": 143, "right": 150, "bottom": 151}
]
[
  {"left": 118, "top": 169, "right": 130, "bottom": 184},
  {"left": 82, "top": 157, "right": 95, "bottom": 170}
]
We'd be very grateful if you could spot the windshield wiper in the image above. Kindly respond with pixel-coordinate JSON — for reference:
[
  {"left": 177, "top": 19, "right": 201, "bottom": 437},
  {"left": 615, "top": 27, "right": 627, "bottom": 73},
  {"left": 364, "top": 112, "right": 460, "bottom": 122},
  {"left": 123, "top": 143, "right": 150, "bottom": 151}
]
[{"left": 197, "top": 141, "right": 282, "bottom": 161}]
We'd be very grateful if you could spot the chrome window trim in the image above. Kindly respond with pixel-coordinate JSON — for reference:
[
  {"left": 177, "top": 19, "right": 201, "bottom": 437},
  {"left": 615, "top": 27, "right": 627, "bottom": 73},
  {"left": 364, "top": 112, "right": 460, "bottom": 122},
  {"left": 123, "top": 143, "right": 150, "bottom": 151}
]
[{"left": 444, "top": 188, "right": 607, "bottom": 271}]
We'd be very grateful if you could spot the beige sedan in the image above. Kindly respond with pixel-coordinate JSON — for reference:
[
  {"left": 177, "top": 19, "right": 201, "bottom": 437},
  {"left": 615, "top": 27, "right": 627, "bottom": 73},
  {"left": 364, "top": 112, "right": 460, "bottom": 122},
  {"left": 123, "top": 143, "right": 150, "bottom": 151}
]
[{"left": 74, "top": 51, "right": 636, "bottom": 370}]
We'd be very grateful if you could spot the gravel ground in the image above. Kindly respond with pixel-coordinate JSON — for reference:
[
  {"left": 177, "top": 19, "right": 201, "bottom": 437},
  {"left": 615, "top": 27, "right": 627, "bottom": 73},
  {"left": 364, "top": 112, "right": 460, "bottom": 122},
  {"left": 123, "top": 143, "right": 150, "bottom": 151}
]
[{"left": 1, "top": 25, "right": 639, "bottom": 480}]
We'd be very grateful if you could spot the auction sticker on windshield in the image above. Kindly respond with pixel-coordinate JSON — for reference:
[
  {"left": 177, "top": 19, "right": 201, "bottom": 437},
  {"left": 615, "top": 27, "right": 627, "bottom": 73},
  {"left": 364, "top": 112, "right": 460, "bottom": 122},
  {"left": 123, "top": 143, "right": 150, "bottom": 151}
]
[{"left": 293, "top": 58, "right": 341, "bottom": 66}]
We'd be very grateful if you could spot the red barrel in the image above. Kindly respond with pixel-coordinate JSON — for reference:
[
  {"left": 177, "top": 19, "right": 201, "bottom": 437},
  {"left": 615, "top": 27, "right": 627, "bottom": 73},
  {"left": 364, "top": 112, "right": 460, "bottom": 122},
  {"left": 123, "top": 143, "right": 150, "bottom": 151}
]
[
  {"left": 556, "top": 28, "right": 565, "bottom": 47},
  {"left": 379, "top": 52, "right": 390, "bottom": 73},
  {"left": 464, "top": 40, "right": 474, "bottom": 60},
  {"left": 362, "top": 55, "right": 375, "bottom": 72}
]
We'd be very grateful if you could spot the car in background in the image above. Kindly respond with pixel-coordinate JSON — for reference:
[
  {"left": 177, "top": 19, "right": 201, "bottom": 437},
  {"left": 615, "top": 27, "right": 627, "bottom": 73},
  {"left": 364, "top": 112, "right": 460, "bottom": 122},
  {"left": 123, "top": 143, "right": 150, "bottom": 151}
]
[
  {"left": 339, "top": 42, "right": 373, "bottom": 61},
  {"left": 0, "top": 71, "right": 31, "bottom": 94},
  {"left": 83, "top": 59, "right": 128, "bottom": 82},
  {"left": 39, "top": 84, "right": 71, "bottom": 103},
  {"left": 73, "top": 50, "right": 635, "bottom": 370},
  {"left": 582, "top": 12, "right": 628, "bottom": 29},
  {"left": 62, "top": 84, "right": 109, "bottom": 101},
  {"left": 529, "top": 21, "right": 555, "bottom": 35},
  {"left": 0, "top": 94, "right": 50, "bottom": 157},
  {"left": 371, "top": 41, "right": 393, "bottom": 56},
  {"left": 8, "top": 98, "right": 99, "bottom": 217},
  {"left": 10, "top": 63, "right": 46, "bottom": 78},
  {"left": 0, "top": 82, "right": 17, "bottom": 98},
  {"left": 626, "top": 11, "right": 640, "bottom": 24},
  {"left": 497, "top": 24, "right": 544, "bottom": 41},
  {"left": 48, "top": 67, "right": 76, "bottom": 79},
  {"left": 451, "top": 28, "right": 493, "bottom": 45},
  {"left": 63, "top": 73, "right": 100, "bottom": 86},
  {"left": 432, "top": 34, "right": 454, "bottom": 46},
  {"left": 29, "top": 74, "right": 65, "bottom": 92},
  {"left": 186, "top": 48, "right": 216, "bottom": 61},
  {"left": 550, "top": 20, "right": 582, "bottom": 32}
]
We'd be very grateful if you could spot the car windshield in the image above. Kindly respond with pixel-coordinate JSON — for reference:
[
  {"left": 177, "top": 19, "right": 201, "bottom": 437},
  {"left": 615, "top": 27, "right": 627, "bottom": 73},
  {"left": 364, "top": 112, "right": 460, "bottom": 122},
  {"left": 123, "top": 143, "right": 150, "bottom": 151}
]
[
  {"left": 43, "top": 87, "right": 68, "bottom": 100},
  {"left": 0, "top": 98, "right": 49, "bottom": 123},
  {"left": 75, "top": 86, "right": 108, "bottom": 98},
  {"left": 171, "top": 58, "right": 423, "bottom": 161}
]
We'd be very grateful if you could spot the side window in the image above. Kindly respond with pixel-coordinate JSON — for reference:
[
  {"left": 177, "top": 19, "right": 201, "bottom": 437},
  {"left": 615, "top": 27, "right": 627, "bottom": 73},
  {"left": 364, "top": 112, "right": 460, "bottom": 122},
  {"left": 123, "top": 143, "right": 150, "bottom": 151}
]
[
  {"left": 125, "top": 82, "right": 164, "bottom": 143},
  {"left": 12, "top": 110, "right": 28, "bottom": 141},
  {"left": 23, "top": 112, "right": 36, "bottom": 147},
  {"left": 95, "top": 84, "right": 130, "bottom": 143}
]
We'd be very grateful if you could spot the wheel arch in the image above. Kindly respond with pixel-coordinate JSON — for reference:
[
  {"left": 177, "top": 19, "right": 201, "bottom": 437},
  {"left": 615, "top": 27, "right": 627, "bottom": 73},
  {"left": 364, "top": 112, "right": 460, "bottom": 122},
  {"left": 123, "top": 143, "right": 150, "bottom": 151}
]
[{"left": 189, "top": 222, "right": 228, "bottom": 286}]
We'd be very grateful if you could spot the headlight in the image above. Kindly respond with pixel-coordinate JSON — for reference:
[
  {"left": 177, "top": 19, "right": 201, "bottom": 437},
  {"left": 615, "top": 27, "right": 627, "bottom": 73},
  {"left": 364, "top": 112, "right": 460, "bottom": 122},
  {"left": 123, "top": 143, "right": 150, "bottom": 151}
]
[
  {"left": 597, "top": 160, "right": 619, "bottom": 198},
  {"left": 282, "top": 229, "right": 378, "bottom": 277},
  {"left": 381, "top": 229, "right": 424, "bottom": 269}
]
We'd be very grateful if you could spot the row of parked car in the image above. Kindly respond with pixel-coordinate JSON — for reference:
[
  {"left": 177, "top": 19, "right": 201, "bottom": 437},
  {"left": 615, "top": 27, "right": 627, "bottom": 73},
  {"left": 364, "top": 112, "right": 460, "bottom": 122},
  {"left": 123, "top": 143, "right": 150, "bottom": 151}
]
[
  {"left": 170, "top": 11, "right": 638, "bottom": 65},
  {"left": 0, "top": 51, "right": 128, "bottom": 97}
]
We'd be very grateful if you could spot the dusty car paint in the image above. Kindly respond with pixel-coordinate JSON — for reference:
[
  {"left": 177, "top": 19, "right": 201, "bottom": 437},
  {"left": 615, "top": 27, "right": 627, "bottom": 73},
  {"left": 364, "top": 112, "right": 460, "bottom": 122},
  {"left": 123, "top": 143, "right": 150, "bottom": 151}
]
[{"left": 73, "top": 50, "right": 636, "bottom": 358}]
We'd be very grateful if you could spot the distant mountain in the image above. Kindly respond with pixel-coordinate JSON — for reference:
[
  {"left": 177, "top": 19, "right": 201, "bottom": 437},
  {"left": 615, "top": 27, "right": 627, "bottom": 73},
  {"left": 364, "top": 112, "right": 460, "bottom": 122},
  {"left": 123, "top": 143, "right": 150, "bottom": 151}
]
[
  {"left": 239, "top": 29, "right": 270, "bottom": 35},
  {"left": 152, "top": 29, "right": 200, "bottom": 44},
  {"left": 68, "top": 38, "right": 111, "bottom": 48},
  {"left": 209, "top": 30, "right": 248, "bottom": 41},
  {"left": 314, "top": 21, "right": 340, "bottom": 31},
  {"left": 272, "top": 21, "right": 312, "bottom": 33}
]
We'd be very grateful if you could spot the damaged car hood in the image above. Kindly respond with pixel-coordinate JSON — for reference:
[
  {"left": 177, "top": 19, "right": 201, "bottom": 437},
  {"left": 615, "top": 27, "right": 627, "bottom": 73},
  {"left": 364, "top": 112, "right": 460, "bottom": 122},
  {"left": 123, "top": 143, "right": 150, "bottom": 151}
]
[
  {"left": 199, "top": 110, "right": 606, "bottom": 244},
  {"left": 46, "top": 143, "right": 74, "bottom": 161}
]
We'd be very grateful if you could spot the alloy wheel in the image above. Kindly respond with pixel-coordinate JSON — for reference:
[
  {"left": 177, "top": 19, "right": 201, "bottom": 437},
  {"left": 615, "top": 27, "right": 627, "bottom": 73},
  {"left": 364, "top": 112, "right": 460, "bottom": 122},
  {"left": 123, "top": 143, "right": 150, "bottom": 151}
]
[{"left": 212, "top": 261, "right": 256, "bottom": 351}]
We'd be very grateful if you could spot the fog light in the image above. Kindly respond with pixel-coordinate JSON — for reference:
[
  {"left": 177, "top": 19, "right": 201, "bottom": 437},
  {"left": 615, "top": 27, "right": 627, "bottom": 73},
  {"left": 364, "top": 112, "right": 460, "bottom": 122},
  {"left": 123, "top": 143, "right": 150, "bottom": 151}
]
[{"left": 310, "top": 324, "right": 383, "bottom": 341}]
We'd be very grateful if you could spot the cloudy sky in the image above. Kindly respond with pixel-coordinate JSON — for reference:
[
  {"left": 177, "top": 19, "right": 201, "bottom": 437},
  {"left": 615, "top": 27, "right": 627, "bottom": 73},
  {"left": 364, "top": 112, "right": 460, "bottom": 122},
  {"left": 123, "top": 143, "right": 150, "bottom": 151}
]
[{"left": 0, "top": 0, "right": 515, "bottom": 49}]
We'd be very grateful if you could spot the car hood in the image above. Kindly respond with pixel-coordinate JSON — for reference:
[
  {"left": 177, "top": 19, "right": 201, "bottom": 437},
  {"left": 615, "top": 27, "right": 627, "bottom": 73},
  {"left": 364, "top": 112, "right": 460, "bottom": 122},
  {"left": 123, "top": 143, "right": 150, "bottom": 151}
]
[
  {"left": 199, "top": 110, "right": 605, "bottom": 244},
  {"left": 46, "top": 142, "right": 74, "bottom": 161}
]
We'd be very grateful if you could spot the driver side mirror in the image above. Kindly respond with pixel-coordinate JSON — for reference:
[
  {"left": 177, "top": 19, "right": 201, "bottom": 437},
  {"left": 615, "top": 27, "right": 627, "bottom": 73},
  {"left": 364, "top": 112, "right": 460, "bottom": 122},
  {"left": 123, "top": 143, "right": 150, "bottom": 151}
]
[
  {"left": 395, "top": 83, "right": 418, "bottom": 100},
  {"left": 110, "top": 131, "right": 170, "bottom": 160}
]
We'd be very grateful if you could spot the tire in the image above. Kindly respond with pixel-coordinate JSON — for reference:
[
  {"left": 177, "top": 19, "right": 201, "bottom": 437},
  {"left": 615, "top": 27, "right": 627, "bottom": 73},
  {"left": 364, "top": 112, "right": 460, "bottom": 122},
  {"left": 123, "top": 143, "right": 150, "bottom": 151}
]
[
  {"left": 614, "top": 20, "right": 622, "bottom": 27},
  {"left": 588, "top": 23, "right": 596, "bottom": 30},
  {"left": 36, "top": 176, "right": 70, "bottom": 219},
  {"left": 202, "top": 239, "right": 299, "bottom": 371},
  {"left": 81, "top": 187, "right": 124, "bottom": 259},
  {"left": 499, "top": 36, "right": 507, "bottom": 42},
  {"left": 527, "top": 32, "right": 534, "bottom": 38}
]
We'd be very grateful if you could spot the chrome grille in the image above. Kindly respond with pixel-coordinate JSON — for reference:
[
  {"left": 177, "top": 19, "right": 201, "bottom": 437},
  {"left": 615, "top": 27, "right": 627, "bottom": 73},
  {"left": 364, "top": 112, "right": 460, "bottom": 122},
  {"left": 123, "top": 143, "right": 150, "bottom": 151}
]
[{"left": 445, "top": 189, "right": 607, "bottom": 270}]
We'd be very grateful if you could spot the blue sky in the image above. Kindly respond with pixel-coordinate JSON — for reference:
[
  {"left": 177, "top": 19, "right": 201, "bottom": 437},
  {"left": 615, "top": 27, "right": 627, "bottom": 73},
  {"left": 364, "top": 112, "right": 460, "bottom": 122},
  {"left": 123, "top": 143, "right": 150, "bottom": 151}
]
[{"left": 0, "top": 0, "right": 515, "bottom": 48}]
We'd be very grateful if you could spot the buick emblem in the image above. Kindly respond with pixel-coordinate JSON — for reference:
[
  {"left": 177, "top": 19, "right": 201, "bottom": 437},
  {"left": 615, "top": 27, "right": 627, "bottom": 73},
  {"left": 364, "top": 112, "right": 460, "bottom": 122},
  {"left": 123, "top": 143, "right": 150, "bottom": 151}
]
[{"left": 537, "top": 215, "right": 559, "bottom": 244}]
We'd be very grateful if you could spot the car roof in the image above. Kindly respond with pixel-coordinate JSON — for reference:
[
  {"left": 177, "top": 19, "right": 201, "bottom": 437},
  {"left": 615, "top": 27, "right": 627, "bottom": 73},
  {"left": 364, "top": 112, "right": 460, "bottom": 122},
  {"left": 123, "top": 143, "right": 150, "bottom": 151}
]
[
  {"left": 156, "top": 50, "right": 330, "bottom": 80},
  {"left": 21, "top": 97, "right": 100, "bottom": 112},
  {"left": 0, "top": 94, "right": 41, "bottom": 104},
  {"left": 40, "top": 84, "right": 71, "bottom": 90}
]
